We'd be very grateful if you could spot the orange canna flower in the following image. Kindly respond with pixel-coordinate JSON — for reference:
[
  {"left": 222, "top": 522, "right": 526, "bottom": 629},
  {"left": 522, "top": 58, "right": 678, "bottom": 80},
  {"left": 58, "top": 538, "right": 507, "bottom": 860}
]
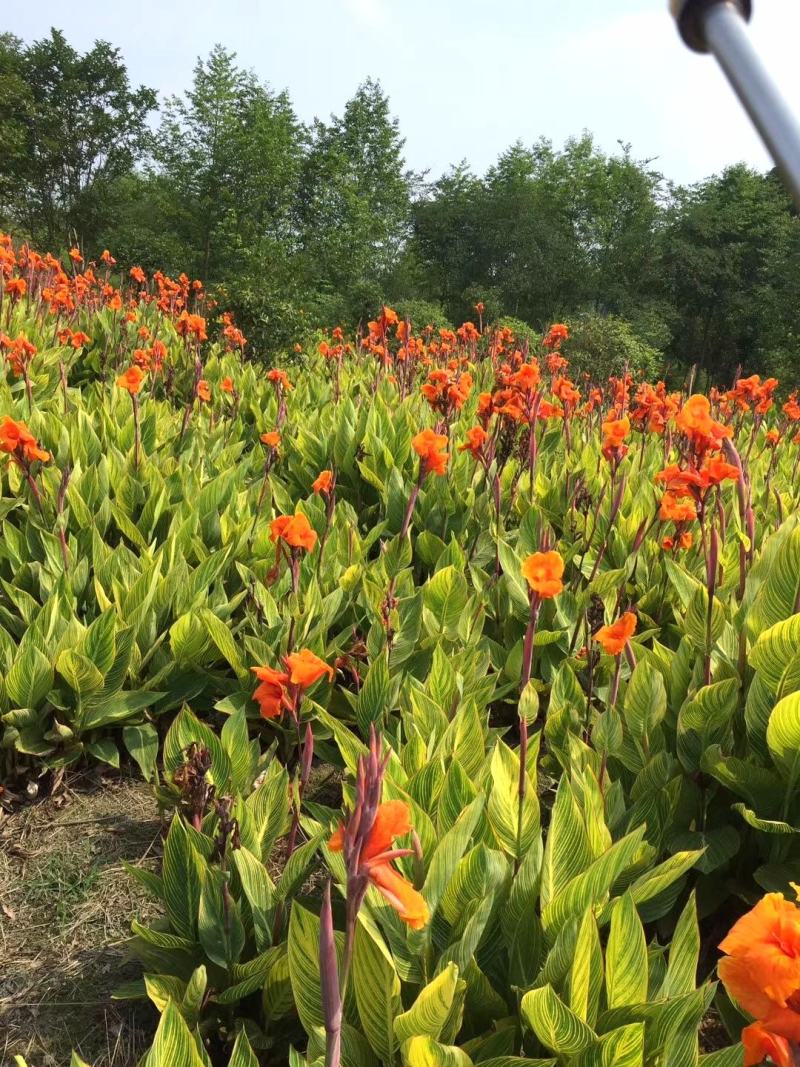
[
  {"left": 197, "top": 379, "right": 211, "bottom": 402},
  {"left": 221, "top": 376, "right": 235, "bottom": 394},
  {"left": 0, "top": 416, "right": 50, "bottom": 463},
  {"left": 267, "top": 368, "right": 293, "bottom": 390},
  {"left": 676, "top": 394, "right": 731, "bottom": 454},
  {"left": 284, "top": 648, "right": 334, "bottom": 688},
  {"left": 601, "top": 414, "right": 630, "bottom": 460},
  {"left": 459, "top": 425, "right": 488, "bottom": 459},
  {"left": 261, "top": 430, "right": 281, "bottom": 448},
  {"left": 251, "top": 664, "right": 289, "bottom": 719},
  {"left": 116, "top": 366, "right": 146, "bottom": 396},
  {"left": 68, "top": 247, "right": 83, "bottom": 263},
  {"left": 5, "top": 278, "right": 26, "bottom": 299},
  {"left": 521, "top": 550, "right": 564, "bottom": 599},
  {"left": 719, "top": 895, "right": 800, "bottom": 1019},
  {"left": 270, "top": 512, "right": 317, "bottom": 551},
  {"left": 412, "top": 428, "right": 449, "bottom": 477},
  {"left": 329, "top": 800, "right": 429, "bottom": 930},
  {"left": 594, "top": 611, "right": 637, "bottom": 656},
  {"left": 765, "top": 429, "right": 781, "bottom": 447},
  {"left": 659, "top": 492, "right": 697, "bottom": 523},
  {"left": 129, "top": 266, "right": 146, "bottom": 285},
  {"left": 101, "top": 249, "right": 117, "bottom": 266},
  {"left": 312, "top": 469, "right": 333, "bottom": 495},
  {"left": 741, "top": 1022, "right": 793, "bottom": 1067},
  {"left": 71, "top": 331, "right": 90, "bottom": 349}
]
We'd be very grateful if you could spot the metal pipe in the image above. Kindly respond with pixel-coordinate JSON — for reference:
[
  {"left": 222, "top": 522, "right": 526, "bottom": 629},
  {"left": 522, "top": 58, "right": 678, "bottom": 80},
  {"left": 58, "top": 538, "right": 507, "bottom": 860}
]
[{"left": 671, "top": 0, "right": 800, "bottom": 208}]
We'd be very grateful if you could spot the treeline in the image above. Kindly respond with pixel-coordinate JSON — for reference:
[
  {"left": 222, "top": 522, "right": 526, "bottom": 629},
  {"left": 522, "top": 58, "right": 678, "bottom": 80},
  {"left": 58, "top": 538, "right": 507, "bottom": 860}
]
[{"left": 2, "top": 28, "right": 800, "bottom": 381}]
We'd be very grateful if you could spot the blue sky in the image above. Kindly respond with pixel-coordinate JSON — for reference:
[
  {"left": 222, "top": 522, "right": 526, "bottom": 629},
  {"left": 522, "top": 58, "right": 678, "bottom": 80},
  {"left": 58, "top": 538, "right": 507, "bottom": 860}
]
[{"left": 6, "top": 0, "right": 800, "bottom": 184}]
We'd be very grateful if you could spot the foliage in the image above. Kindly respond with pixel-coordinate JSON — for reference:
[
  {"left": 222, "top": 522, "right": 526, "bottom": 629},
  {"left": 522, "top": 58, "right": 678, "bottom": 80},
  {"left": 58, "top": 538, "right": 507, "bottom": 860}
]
[{"left": 5, "top": 233, "right": 800, "bottom": 1066}]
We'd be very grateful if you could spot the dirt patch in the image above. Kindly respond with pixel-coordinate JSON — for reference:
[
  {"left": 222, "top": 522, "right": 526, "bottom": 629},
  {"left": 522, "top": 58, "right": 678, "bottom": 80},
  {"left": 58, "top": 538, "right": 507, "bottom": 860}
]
[{"left": 0, "top": 773, "right": 163, "bottom": 1067}]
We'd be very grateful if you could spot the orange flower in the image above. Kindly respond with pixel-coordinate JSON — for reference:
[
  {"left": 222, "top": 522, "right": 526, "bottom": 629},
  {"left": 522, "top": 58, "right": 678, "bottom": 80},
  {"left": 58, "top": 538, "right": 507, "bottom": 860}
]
[
  {"left": 459, "top": 425, "right": 488, "bottom": 459},
  {"left": 129, "top": 266, "right": 146, "bottom": 285},
  {"left": 261, "top": 430, "right": 281, "bottom": 448},
  {"left": 601, "top": 415, "right": 630, "bottom": 460},
  {"left": 251, "top": 665, "right": 289, "bottom": 719},
  {"left": 719, "top": 894, "right": 800, "bottom": 1019},
  {"left": 116, "top": 366, "right": 145, "bottom": 396},
  {"left": 101, "top": 249, "right": 117, "bottom": 266},
  {"left": 270, "top": 512, "right": 317, "bottom": 551},
  {"left": 221, "top": 376, "right": 235, "bottom": 394},
  {"left": 5, "top": 278, "right": 26, "bottom": 299},
  {"left": 329, "top": 800, "right": 429, "bottom": 930},
  {"left": 197, "top": 379, "right": 211, "bottom": 402},
  {"left": 284, "top": 648, "right": 334, "bottom": 688},
  {"left": 659, "top": 492, "right": 697, "bottom": 523},
  {"left": 594, "top": 611, "right": 637, "bottom": 656},
  {"left": 766, "top": 429, "right": 781, "bottom": 447},
  {"left": 267, "top": 368, "right": 293, "bottom": 390},
  {"left": 312, "top": 469, "right": 333, "bottom": 495},
  {"left": 68, "top": 247, "right": 83, "bottom": 263},
  {"left": 412, "top": 428, "right": 449, "bottom": 477},
  {"left": 741, "top": 1022, "right": 793, "bottom": 1067},
  {"left": 676, "top": 394, "right": 731, "bottom": 454},
  {"left": 0, "top": 416, "right": 50, "bottom": 463},
  {"left": 71, "top": 331, "right": 90, "bottom": 349},
  {"left": 521, "top": 550, "right": 564, "bottom": 599}
]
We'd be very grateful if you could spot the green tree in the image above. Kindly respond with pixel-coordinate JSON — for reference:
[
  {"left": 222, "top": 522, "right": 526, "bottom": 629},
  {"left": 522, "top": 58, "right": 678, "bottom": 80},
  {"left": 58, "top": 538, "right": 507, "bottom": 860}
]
[
  {"left": 297, "top": 78, "right": 414, "bottom": 322},
  {"left": 152, "top": 44, "right": 304, "bottom": 284},
  {"left": 660, "top": 165, "right": 800, "bottom": 382},
  {"left": 0, "top": 29, "right": 156, "bottom": 248}
]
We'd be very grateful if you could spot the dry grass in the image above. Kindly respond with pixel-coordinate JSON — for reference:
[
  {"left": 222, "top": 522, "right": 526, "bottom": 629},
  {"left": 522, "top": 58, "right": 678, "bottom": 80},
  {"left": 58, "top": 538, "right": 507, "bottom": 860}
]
[{"left": 0, "top": 772, "right": 163, "bottom": 1067}]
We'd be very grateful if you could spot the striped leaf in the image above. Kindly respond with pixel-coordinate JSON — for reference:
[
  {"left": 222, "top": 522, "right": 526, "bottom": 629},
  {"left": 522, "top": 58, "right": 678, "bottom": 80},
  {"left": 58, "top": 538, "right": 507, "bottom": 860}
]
[
  {"left": 751, "top": 613, "right": 800, "bottom": 691},
  {"left": 540, "top": 777, "right": 592, "bottom": 909},
  {"left": 354, "top": 919, "right": 402, "bottom": 1062},
  {"left": 162, "top": 815, "right": 204, "bottom": 942},
  {"left": 487, "top": 740, "right": 539, "bottom": 861},
  {"left": 767, "top": 691, "right": 800, "bottom": 788},
  {"left": 598, "top": 1023, "right": 645, "bottom": 1067},
  {"left": 144, "top": 973, "right": 187, "bottom": 1013},
  {"left": 198, "top": 868, "right": 244, "bottom": 969},
  {"left": 569, "top": 908, "right": 603, "bottom": 1026},
  {"left": 233, "top": 846, "right": 275, "bottom": 950},
  {"left": 661, "top": 892, "right": 699, "bottom": 998},
  {"left": 520, "top": 984, "right": 597, "bottom": 1056},
  {"left": 395, "top": 963, "right": 461, "bottom": 1045},
  {"left": 541, "top": 827, "right": 645, "bottom": 938},
  {"left": 423, "top": 797, "right": 484, "bottom": 915},
  {"left": 228, "top": 1029, "right": 258, "bottom": 1067},
  {"left": 401, "top": 1036, "right": 473, "bottom": 1067},
  {"left": 605, "top": 893, "right": 648, "bottom": 1008},
  {"left": 144, "top": 998, "right": 205, "bottom": 1067}
]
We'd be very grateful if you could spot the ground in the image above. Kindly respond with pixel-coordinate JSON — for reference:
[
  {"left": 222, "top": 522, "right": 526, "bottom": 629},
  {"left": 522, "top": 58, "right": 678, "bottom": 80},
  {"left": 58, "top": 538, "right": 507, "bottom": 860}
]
[{"left": 0, "top": 773, "right": 162, "bottom": 1067}]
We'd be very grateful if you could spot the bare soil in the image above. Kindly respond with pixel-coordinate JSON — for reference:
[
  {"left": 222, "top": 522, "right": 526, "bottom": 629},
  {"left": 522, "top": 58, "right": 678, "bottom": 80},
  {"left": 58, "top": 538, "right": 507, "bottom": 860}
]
[{"left": 0, "top": 772, "right": 163, "bottom": 1067}]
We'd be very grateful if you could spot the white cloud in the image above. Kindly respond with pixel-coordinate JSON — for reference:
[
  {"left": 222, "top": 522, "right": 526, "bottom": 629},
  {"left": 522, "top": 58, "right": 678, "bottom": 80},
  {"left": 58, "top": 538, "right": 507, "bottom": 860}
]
[{"left": 342, "top": 0, "right": 388, "bottom": 27}]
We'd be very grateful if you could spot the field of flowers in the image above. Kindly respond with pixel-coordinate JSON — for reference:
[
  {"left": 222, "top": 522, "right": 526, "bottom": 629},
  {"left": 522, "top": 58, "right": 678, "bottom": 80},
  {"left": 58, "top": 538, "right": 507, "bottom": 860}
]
[{"left": 3, "top": 233, "right": 800, "bottom": 1067}]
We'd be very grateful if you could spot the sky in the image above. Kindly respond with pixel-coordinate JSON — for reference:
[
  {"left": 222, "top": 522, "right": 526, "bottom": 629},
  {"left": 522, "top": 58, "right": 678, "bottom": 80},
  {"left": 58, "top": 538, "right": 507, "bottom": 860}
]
[{"left": 6, "top": 0, "right": 800, "bottom": 185}]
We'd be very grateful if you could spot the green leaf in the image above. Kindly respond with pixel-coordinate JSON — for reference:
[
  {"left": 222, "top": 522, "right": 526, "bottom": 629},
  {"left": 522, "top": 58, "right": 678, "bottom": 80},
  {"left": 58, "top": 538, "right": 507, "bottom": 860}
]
[
  {"left": 569, "top": 908, "right": 602, "bottom": 1026},
  {"left": 233, "top": 846, "right": 274, "bottom": 951},
  {"left": 401, "top": 1036, "right": 473, "bottom": 1067},
  {"left": 198, "top": 868, "right": 245, "bottom": 969},
  {"left": 162, "top": 816, "right": 204, "bottom": 942},
  {"left": 228, "top": 1029, "right": 259, "bottom": 1067},
  {"left": 57, "top": 649, "right": 104, "bottom": 697},
  {"left": 354, "top": 919, "right": 402, "bottom": 1061},
  {"left": 394, "top": 963, "right": 461, "bottom": 1045},
  {"left": 520, "top": 984, "right": 597, "bottom": 1055},
  {"left": 220, "top": 706, "right": 253, "bottom": 793},
  {"left": 144, "top": 998, "right": 205, "bottom": 1067},
  {"left": 357, "top": 653, "right": 392, "bottom": 734},
  {"left": 5, "top": 644, "right": 53, "bottom": 708},
  {"left": 540, "top": 777, "right": 592, "bottom": 909},
  {"left": 661, "top": 893, "right": 700, "bottom": 998},
  {"left": 598, "top": 1023, "right": 645, "bottom": 1067},
  {"left": 124, "top": 723, "right": 159, "bottom": 781},
  {"left": 751, "top": 613, "right": 800, "bottom": 692},
  {"left": 423, "top": 566, "right": 468, "bottom": 639},
  {"left": 200, "top": 607, "right": 248, "bottom": 681},
  {"left": 487, "top": 740, "right": 539, "bottom": 860},
  {"left": 605, "top": 893, "right": 648, "bottom": 1008},
  {"left": 767, "top": 691, "right": 800, "bottom": 789},
  {"left": 624, "top": 661, "right": 667, "bottom": 740}
]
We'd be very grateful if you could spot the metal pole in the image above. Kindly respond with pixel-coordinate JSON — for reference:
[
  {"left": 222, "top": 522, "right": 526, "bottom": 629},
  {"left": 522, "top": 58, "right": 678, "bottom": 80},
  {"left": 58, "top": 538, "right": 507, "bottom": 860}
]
[{"left": 671, "top": 0, "right": 800, "bottom": 208}]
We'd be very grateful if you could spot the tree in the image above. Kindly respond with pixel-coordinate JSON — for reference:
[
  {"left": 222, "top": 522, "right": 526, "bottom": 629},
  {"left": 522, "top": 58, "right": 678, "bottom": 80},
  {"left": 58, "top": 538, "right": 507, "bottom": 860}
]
[
  {"left": 296, "top": 78, "right": 415, "bottom": 322},
  {"left": 659, "top": 165, "right": 800, "bottom": 382},
  {"left": 0, "top": 29, "right": 156, "bottom": 248},
  {"left": 152, "top": 44, "right": 304, "bottom": 284}
]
